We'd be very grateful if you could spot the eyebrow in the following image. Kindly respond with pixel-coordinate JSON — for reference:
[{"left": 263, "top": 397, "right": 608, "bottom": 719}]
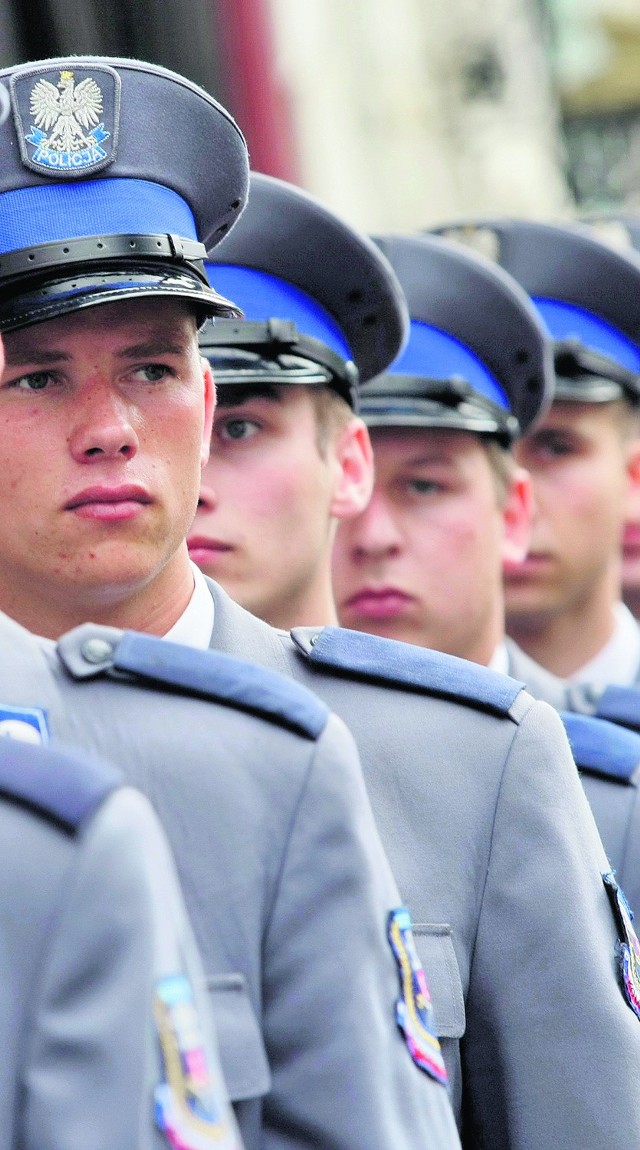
[
  {"left": 3, "top": 336, "right": 191, "bottom": 367},
  {"left": 4, "top": 345, "right": 71, "bottom": 366},
  {"left": 115, "top": 338, "right": 191, "bottom": 359}
]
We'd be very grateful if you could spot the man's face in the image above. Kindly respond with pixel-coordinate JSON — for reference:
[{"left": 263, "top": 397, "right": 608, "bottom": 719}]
[
  {"left": 189, "top": 385, "right": 345, "bottom": 623},
  {"left": 505, "top": 401, "right": 634, "bottom": 626},
  {"left": 332, "top": 427, "right": 523, "bottom": 661},
  {"left": 0, "top": 298, "right": 213, "bottom": 622}
]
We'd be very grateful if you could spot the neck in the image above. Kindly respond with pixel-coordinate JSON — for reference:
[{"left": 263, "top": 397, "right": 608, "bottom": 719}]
[
  {"left": 506, "top": 575, "right": 619, "bottom": 678},
  {"left": 0, "top": 548, "right": 195, "bottom": 640},
  {"left": 258, "top": 573, "right": 338, "bottom": 631},
  {"left": 623, "top": 588, "right": 640, "bottom": 624}
]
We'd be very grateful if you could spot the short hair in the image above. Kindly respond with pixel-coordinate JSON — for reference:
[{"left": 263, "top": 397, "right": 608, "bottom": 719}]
[
  {"left": 309, "top": 387, "right": 354, "bottom": 456},
  {"left": 483, "top": 438, "right": 517, "bottom": 507}
]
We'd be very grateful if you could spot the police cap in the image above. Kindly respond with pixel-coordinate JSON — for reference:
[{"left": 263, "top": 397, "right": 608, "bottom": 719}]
[
  {"left": 0, "top": 56, "right": 250, "bottom": 332},
  {"left": 359, "top": 232, "right": 553, "bottom": 443},
  {"left": 201, "top": 172, "right": 409, "bottom": 408},
  {"left": 430, "top": 218, "right": 640, "bottom": 406}
]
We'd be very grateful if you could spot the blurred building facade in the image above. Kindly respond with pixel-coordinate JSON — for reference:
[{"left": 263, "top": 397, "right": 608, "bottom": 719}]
[{"left": 2, "top": 0, "right": 640, "bottom": 229}]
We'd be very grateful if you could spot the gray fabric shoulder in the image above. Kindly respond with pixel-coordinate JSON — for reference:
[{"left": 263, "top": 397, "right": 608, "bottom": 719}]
[
  {"left": 0, "top": 740, "right": 122, "bottom": 833},
  {"left": 290, "top": 626, "right": 527, "bottom": 717},
  {"left": 58, "top": 622, "right": 329, "bottom": 741}
]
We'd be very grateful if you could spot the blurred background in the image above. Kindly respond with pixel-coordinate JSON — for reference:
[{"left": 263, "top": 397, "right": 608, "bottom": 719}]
[{"left": 2, "top": 0, "right": 640, "bottom": 232}]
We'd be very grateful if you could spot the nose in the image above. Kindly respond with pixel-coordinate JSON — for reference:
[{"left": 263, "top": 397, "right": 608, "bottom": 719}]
[
  {"left": 196, "top": 476, "right": 218, "bottom": 513},
  {"left": 343, "top": 488, "right": 403, "bottom": 562},
  {"left": 68, "top": 381, "right": 139, "bottom": 463}
]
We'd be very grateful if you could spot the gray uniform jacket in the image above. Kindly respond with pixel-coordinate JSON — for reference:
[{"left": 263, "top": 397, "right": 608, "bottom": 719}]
[
  {"left": 204, "top": 578, "right": 640, "bottom": 1150},
  {"left": 0, "top": 738, "right": 241, "bottom": 1150},
  {"left": 0, "top": 611, "right": 459, "bottom": 1150},
  {"left": 507, "top": 641, "right": 640, "bottom": 927}
]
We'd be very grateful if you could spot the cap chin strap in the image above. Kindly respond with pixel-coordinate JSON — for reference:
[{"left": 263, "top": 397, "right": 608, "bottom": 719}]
[
  {"left": 554, "top": 338, "right": 640, "bottom": 405},
  {"left": 0, "top": 232, "right": 209, "bottom": 285},
  {"left": 359, "top": 373, "right": 520, "bottom": 446},
  {"left": 200, "top": 317, "right": 359, "bottom": 408}
]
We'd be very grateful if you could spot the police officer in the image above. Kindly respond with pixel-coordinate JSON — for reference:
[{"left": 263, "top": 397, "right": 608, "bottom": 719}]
[
  {"left": 579, "top": 213, "right": 640, "bottom": 623},
  {"left": 197, "top": 174, "right": 640, "bottom": 1148},
  {"left": 331, "top": 230, "right": 640, "bottom": 922},
  {"left": 0, "top": 735, "right": 242, "bottom": 1150},
  {"left": 0, "top": 57, "right": 459, "bottom": 1150},
  {"left": 330, "top": 230, "right": 560, "bottom": 693},
  {"left": 432, "top": 218, "right": 640, "bottom": 692}
]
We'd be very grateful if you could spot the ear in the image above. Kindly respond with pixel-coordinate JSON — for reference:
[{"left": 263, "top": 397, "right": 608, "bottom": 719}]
[
  {"left": 200, "top": 356, "right": 216, "bottom": 467},
  {"left": 501, "top": 466, "right": 533, "bottom": 572},
  {"left": 624, "top": 434, "right": 640, "bottom": 508},
  {"left": 329, "top": 417, "right": 375, "bottom": 520}
]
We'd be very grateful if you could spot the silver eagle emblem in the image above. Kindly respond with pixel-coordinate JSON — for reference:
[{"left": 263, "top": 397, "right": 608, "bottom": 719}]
[{"left": 29, "top": 69, "right": 103, "bottom": 153}]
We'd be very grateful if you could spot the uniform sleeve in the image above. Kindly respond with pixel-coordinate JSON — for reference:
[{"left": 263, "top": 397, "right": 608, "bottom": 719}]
[
  {"left": 260, "top": 712, "right": 461, "bottom": 1150},
  {"left": 465, "top": 697, "right": 640, "bottom": 1149},
  {"left": 20, "top": 786, "right": 242, "bottom": 1150}
]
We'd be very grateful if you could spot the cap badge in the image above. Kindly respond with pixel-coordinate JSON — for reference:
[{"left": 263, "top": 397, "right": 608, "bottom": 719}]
[{"left": 11, "top": 65, "right": 120, "bottom": 176}]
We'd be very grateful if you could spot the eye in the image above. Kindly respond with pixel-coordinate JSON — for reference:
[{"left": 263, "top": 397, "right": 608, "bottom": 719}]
[
  {"left": 130, "top": 364, "right": 172, "bottom": 383},
  {"left": 406, "top": 477, "right": 442, "bottom": 495},
  {"left": 9, "top": 371, "right": 55, "bottom": 391},
  {"left": 218, "top": 417, "right": 260, "bottom": 442},
  {"left": 527, "top": 431, "right": 578, "bottom": 459}
]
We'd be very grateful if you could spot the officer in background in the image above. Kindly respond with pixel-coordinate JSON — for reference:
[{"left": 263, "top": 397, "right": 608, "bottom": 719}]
[
  {"left": 331, "top": 229, "right": 561, "bottom": 694},
  {"left": 579, "top": 213, "right": 640, "bottom": 623},
  {"left": 0, "top": 57, "right": 460, "bottom": 1150},
  {"left": 195, "top": 173, "right": 640, "bottom": 1149},
  {"left": 328, "top": 230, "right": 640, "bottom": 915},
  {"left": 433, "top": 218, "right": 640, "bottom": 692},
  {"left": 0, "top": 734, "right": 242, "bottom": 1150}
]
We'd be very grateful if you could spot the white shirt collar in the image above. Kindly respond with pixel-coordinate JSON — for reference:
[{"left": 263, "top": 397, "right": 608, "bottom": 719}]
[
  {"left": 488, "top": 641, "right": 509, "bottom": 675},
  {"left": 567, "top": 601, "right": 640, "bottom": 688},
  {"left": 162, "top": 562, "right": 214, "bottom": 649}
]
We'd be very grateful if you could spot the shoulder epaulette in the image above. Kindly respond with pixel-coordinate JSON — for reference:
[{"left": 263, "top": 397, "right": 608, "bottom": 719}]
[
  {"left": 290, "top": 626, "right": 525, "bottom": 716},
  {"left": 561, "top": 710, "right": 640, "bottom": 785},
  {"left": 592, "top": 685, "right": 640, "bottom": 735},
  {"left": 0, "top": 740, "right": 122, "bottom": 832},
  {"left": 58, "top": 625, "right": 329, "bottom": 741}
]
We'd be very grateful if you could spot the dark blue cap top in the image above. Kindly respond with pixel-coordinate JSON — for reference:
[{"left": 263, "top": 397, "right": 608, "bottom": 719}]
[
  {"left": 200, "top": 171, "right": 410, "bottom": 406},
  {"left": 429, "top": 218, "right": 640, "bottom": 405},
  {"left": 0, "top": 56, "right": 250, "bottom": 331},
  {"left": 359, "top": 232, "right": 554, "bottom": 440}
]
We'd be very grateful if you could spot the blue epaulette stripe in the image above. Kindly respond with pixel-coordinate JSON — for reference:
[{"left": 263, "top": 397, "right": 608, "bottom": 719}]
[
  {"left": 307, "top": 628, "right": 523, "bottom": 714},
  {"left": 116, "top": 632, "right": 328, "bottom": 740},
  {"left": 561, "top": 711, "right": 640, "bottom": 784},
  {"left": 0, "top": 740, "right": 122, "bottom": 831},
  {"left": 595, "top": 685, "right": 640, "bottom": 735}
]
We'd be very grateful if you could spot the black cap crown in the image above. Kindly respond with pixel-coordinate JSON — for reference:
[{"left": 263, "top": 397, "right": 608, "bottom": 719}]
[
  {"left": 201, "top": 172, "right": 410, "bottom": 407},
  {"left": 429, "top": 218, "right": 640, "bottom": 405},
  {"left": 359, "top": 232, "right": 554, "bottom": 441},
  {"left": 0, "top": 56, "right": 250, "bottom": 331}
]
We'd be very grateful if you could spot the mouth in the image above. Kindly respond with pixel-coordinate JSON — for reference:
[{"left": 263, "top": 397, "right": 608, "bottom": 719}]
[
  {"left": 342, "top": 588, "right": 414, "bottom": 620},
  {"left": 505, "top": 552, "right": 553, "bottom": 580},
  {"left": 187, "top": 535, "right": 233, "bottom": 564},
  {"left": 623, "top": 526, "right": 640, "bottom": 558},
  {"left": 65, "top": 485, "right": 153, "bottom": 522}
]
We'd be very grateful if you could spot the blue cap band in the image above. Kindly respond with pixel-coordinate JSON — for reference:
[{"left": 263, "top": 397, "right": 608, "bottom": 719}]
[
  {"left": 0, "top": 178, "right": 197, "bottom": 254},
  {"left": 391, "top": 320, "right": 509, "bottom": 409},
  {"left": 533, "top": 298, "right": 640, "bottom": 373},
  {"left": 205, "top": 264, "right": 352, "bottom": 360}
]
